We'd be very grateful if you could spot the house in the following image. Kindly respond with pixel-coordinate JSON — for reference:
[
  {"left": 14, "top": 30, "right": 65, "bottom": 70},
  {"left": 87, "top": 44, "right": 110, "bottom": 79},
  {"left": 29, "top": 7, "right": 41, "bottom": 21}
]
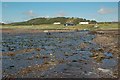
[
  {"left": 53, "top": 22, "right": 61, "bottom": 25},
  {"left": 64, "top": 23, "right": 76, "bottom": 26},
  {"left": 79, "top": 22, "right": 89, "bottom": 25}
]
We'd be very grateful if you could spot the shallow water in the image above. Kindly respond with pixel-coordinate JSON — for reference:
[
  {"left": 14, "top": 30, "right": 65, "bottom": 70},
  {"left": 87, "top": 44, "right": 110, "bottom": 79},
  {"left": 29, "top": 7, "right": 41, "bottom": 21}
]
[{"left": 2, "top": 30, "right": 118, "bottom": 78}]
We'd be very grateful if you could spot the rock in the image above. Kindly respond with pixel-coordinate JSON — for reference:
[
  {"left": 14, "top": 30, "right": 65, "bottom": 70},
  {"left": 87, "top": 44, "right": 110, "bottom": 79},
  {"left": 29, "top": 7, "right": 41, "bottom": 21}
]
[
  {"left": 35, "top": 54, "right": 41, "bottom": 58},
  {"left": 44, "top": 62, "right": 49, "bottom": 64},
  {"left": 64, "top": 53, "right": 69, "bottom": 56},
  {"left": 72, "top": 60, "right": 78, "bottom": 62},
  {"left": 72, "top": 52, "right": 78, "bottom": 55},
  {"left": 98, "top": 48, "right": 104, "bottom": 52},
  {"left": 7, "top": 52, "right": 16, "bottom": 56},
  {"left": 84, "top": 62, "right": 87, "bottom": 65},
  {"left": 74, "top": 29, "right": 79, "bottom": 32},
  {"left": 64, "top": 52, "right": 73, "bottom": 57},
  {"left": 98, "top": 68, "right": 111, "bottom": 73},
  {"left": 79, "top": 59, "right": 83, "bottom": 62},
  {"left": 90, "top": 51, "right": 105, "bottom": 62},
  {"left": 26, "top": 57, "right": 34, "bottom": 60},
  {"left": 63, "top": 68, "right": 67, "bottom": 71},
  {"left": 41, "top": 75, "right": 45, "bottom": 77},
  {"left": 10, "top": 65, "right": 14, "bottom": 68},
  {"left": 64, "top": 54, "right": 69, "bottom": 56},
  {"left": 49, "top": 53, "right": 53, "bottom": 56},
  {"left": 89, "top": 31, "right": 97, "bottom": 34},
  {"left": 43, "top": 30, "right": 48, "bottom": 33},
  {"left": 36, "top": 48, "right": 41, "bottom": 51},
  {"left": 42, "top": 56, "right": 49, "bottom": 59},
  {"left": 59, "top": 60, "right": 65, "bottom": 64},
  {"left": 8, "top": 47, "right": 15, "bottom": 51},
  {"left": 79, "top": 42, "right": 89, "bottom": 49},
  {"left": 46, "top": 33, "right": 51, "bottom": 35}
]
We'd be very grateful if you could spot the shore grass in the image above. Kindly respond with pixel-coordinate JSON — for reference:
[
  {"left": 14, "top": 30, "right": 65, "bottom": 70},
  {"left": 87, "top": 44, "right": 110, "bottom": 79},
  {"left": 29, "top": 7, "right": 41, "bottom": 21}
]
[
  {"left": 97, "top": 23, "right": 118, "bottom": 30},
  {"left": 1, "top": 23, "right": 118, "bottom": 30}
]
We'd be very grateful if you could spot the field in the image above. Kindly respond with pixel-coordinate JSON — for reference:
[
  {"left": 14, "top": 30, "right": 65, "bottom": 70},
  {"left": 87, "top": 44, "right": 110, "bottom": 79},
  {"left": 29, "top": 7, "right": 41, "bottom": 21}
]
[
  {"left": 1, "top": 23, "right": 118, "bottom": 30},
  {"left": 0, "top": 23, "right": 119, "bottom": 78}
]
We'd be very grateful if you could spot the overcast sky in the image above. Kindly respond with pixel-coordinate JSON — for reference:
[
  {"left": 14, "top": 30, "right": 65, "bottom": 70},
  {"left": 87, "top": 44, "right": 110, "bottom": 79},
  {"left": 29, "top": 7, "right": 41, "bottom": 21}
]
[{"left": 1, "top": 2, "right": 118, "bottom": 23}]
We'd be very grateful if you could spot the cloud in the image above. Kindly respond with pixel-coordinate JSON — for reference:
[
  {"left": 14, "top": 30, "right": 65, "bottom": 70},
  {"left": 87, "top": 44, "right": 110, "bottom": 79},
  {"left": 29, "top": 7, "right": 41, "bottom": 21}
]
[
  {"left": 23, "top": 10, "right": 38, "bottom": 18},
  {"left": 56, "top": 11, "right": 66, "bottom": 17},
  {"left": 97, "top": 8, "right": 115, "bottom": 14},
  {"left": 45, "top": 15, "right": 50, "bottom": 18}
]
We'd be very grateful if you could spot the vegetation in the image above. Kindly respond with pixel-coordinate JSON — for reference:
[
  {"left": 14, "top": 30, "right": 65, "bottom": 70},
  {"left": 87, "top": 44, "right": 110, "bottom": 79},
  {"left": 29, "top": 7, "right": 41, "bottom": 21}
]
[
  {"left": 1, "top": 17, "right": 118, "bottom": 30},
  {"left": 1, "top": 23, "right": 118, "bottom": 30},
  {"left": 8, "top": 17, "right": 97, "bottom": 25},
  {"left": 97, "top": 23, "right": 118, "bottom": 30}
]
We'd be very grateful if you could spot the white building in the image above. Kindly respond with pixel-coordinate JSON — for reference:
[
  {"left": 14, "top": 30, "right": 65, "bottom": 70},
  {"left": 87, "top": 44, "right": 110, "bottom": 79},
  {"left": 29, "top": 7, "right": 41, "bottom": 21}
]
[
  {"left": 79, "top": 22, "right": 89, "bottom": 25},
  {"left": 53, "top": 22, "right": 61, "bottom": 25}
]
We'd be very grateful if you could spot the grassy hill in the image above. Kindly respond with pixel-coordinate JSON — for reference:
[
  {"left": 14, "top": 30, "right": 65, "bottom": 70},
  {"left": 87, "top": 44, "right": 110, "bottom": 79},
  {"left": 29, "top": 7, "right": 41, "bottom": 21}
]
[{"left": 8, "top": 17, "right": 96, "bottom": 25}]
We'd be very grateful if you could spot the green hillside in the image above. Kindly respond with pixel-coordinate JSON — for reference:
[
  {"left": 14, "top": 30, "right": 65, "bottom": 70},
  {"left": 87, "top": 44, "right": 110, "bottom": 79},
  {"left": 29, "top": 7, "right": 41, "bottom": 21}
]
[{"left": 9, "top": 17, "right": 96, "bottom": 25}]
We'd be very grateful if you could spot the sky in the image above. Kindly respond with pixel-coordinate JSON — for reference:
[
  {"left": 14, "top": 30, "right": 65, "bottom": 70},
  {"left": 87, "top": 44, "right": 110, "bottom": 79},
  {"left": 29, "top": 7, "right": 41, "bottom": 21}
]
[
  {"left": 1, "top": 0, "right": 119, "bottom": 2},
  {"left": 1, "top": 2, "right": 118, "bottom": 23}
]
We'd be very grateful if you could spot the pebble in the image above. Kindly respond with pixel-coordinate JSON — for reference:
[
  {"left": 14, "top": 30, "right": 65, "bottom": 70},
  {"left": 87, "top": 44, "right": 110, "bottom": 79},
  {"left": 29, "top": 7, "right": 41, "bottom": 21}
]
[{"left": 98, "top": 68, "right": 111, "bottom": 73}]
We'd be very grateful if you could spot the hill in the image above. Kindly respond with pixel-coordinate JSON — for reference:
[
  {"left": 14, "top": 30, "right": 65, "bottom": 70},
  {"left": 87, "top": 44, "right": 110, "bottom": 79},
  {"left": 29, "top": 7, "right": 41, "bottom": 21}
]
[{"left": 9, "top": 17, "right": 97, "bottom": 25}]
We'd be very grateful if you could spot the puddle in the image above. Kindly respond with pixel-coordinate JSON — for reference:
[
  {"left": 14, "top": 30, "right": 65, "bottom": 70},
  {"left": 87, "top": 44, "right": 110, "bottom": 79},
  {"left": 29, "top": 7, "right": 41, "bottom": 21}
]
[{"left": 101, "top": 59, "right": 117, "bottom": 68}]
